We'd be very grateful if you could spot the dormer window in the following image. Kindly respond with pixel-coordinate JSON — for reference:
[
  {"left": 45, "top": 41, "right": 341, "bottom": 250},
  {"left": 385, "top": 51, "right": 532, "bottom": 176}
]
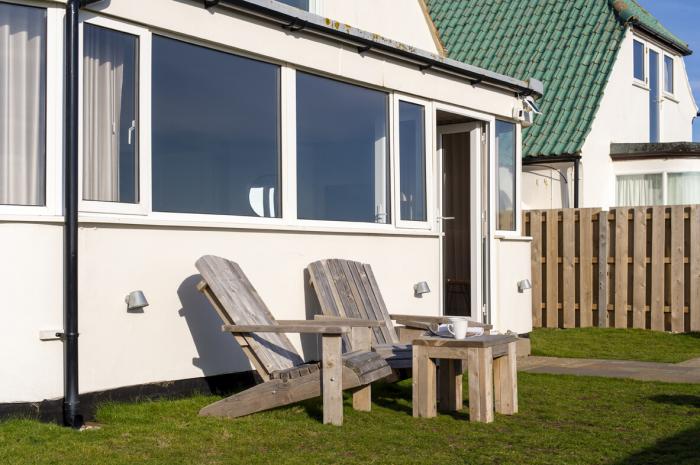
[
  {"left": 664, "top": 55, "right": 674, "bottom": 94},
  {"left": 633, "top": 39, "right": 645, "bottom": 82}
]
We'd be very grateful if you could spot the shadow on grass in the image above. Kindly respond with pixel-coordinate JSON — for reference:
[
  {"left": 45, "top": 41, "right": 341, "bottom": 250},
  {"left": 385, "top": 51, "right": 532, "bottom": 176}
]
[
  {"left": 615, "top": 424, "right": 700, "bottom": 465},
  {"left": 648, "top": 394, "right": 700, "bottom": 408}
]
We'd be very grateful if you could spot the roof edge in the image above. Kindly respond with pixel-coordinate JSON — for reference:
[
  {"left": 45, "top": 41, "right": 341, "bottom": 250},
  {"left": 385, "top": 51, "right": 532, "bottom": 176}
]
[
  {"left": 204, "top": 0, "right": 543, "bottom": 97},
  {"left": 610, "top": 0, "right": 692, "bottom": 55},
  {"left": 610, "top": 142, "right": 700, "bottom": 160}
]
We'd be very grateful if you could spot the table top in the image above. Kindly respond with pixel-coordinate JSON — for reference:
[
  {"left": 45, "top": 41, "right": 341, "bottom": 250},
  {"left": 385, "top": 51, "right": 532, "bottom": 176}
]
[{"left": 412, "top": 334, "right": 518, "bottom": 348}]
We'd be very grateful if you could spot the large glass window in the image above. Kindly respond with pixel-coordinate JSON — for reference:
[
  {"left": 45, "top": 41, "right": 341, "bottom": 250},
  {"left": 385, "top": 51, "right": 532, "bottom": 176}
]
[
  {"left": 398, "top": 101, "right": 426, "bottom": 222},
  {"left": 83, "top": 24, "right": 139, "bottom": 203},
  {"left": 668, "top": 172, "right": 700, "bottom": 205},
  {"left": 633, "top": 40, "right": 645, "bottom": 81},
  {"left": 664, "top": 55, "right": 674, "bottom": 94},
  {"left": 296, "top": 73, "right": 390, "bottom": 223},
  {"left": 0, "top": 3, "right": 46, "bottom": 206},
  {"left": 495, "top": 120, "right": 516, "bottom": 231},
  {"left": 616, "top": 174, "right": 663, "bottom": 206},
  {"left": 152, "top": 36, "right": 281, "bottom": 217}
]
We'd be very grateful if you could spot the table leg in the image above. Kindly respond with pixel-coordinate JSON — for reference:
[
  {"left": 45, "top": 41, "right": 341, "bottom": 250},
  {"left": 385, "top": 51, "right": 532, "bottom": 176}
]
[
  {"left": 494, "top": 341, "right": 518, "bottom": 415},
  {"left": 467, "top": 346, "right": 494, "bottom": 423},
  {"left": 412, "top": 345, "right": 437, "bottom": 418},
  {"left": 438, "top": 359, "right": 463, "bottom": 412}
]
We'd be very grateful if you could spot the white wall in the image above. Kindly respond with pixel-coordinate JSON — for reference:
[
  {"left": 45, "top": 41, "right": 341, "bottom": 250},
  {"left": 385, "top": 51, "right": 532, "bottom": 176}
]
[
  {"left": 523, "top": 29, "right": 699, "bottom": 210},
  {"left": 492, "top": 237, "right": 533, "bottom": 335},
  {"left": 318, "top": 0, "right": 441, "bottom": 55}
]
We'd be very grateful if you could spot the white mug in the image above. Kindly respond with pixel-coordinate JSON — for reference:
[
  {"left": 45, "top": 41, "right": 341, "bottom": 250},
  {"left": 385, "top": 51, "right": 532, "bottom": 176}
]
[{"left": 447, "top": 317, "right": 469, "bottom": 340}]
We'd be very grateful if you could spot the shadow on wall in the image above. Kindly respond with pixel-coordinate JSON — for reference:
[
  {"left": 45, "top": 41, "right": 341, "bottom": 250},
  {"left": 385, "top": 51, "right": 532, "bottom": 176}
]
[
  {"left": 301, "top": 267, "right": 322, "bottom": 362},
  {"left": 177, "top": 274, "right": 251, "bottom": 377}
]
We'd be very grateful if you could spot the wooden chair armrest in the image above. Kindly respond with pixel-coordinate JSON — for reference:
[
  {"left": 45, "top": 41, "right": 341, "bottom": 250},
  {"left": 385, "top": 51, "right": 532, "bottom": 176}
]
[
  {"left": 390, "top": 314, "right": 493, "bottom": 331},
  {"left": 222, "top": 324, "right": 349, "bottom": 335},
  {"left": 312, "top": 315, "right": 383, "bottom": 327}
]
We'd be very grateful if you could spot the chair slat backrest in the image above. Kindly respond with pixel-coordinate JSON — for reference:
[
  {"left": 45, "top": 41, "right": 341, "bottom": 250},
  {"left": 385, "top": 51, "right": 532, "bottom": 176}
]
[
  {"left": 308, "top": 259, "right": 399, "bottom": 348},
  {"left": 196, "top": 255, "right": 304, "bottom": 374}
]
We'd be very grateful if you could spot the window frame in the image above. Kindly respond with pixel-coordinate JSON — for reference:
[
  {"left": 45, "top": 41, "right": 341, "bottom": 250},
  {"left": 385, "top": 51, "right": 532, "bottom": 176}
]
[
  {"left": 393, "top": 94, "right": 433, "bottom": 230},
  {"left": 0, "top": 1, "right": 62, "bottom": 217},
  {"left": 632, "top": 38, "right": 647, "bottom": 86},
  {"left": 663, "top": 53, "right": 675, "bottom": 97},
  {"left": 615, "top": 169, "right": 700, "bottom": 206},
  {"left": 78, "top": 14, "right": 151, "bottom": 216},
  {"left": 494, "top": 119, "right": 521, "bottom": 235}
]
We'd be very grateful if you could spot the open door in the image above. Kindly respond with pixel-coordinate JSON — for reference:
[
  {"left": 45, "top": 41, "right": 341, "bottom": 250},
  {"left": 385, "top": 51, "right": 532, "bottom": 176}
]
[{"left": 437, "top": 121, "right": 489, "bottom": 322}]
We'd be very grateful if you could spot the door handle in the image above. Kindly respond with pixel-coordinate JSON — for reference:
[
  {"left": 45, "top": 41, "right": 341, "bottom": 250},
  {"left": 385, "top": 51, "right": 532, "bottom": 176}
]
[{"left": 438, "top": 216, "right": 455, "bottom": 221}]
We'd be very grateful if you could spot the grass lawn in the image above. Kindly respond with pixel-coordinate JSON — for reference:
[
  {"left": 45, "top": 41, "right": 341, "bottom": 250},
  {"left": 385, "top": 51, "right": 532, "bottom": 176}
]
[
  {"left": 530, "top": 328, "right": 700, "bottom": 363},
  {"left": 1, "top": 374, "right": 699, "bottom": 465}
]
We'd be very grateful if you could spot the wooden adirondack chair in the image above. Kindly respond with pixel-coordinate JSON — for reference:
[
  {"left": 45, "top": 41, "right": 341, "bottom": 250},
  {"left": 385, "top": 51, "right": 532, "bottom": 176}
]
[
  {"left": 195, "top": 255, "right": 392, "bottom": 426},
  {"left": 307, "top": 259, "right": 492, "bottom": 370}
]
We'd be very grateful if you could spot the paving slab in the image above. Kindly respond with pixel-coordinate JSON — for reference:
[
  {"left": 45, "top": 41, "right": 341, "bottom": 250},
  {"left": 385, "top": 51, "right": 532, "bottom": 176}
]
[{"left": 518, "top": 356, "right": 700, "bottom": 384}]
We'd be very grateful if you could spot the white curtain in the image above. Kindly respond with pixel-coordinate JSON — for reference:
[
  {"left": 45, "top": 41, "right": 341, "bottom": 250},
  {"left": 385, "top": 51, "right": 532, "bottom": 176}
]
[
  {"left": 616, "top": 174, "right": 663, "bottom": 207},
  {"left": 83, "top": 25, "right": 125, "bottom": 202},
  {"left": 668, "top": 172, "right": 700, "bottom": 205},
  {"left": 0, "top": 4, "right": 46, "bottom": 206}
]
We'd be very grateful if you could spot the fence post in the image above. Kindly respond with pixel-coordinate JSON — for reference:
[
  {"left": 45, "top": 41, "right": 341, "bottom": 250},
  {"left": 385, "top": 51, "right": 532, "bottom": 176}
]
[
  {"left": 597, "top": 210, "right": 609, "bottom": 328},
  {"left": 632, "top": 208, "right": 647, "bottom": 329},
  {"left": 691, "top": 206, "right": 700, "bottom": 332}
]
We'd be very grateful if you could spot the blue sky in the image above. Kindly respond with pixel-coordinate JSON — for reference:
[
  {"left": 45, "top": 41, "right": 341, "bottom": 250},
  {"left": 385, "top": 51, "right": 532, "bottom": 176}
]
[{"left": 637, "top": 0, "right": 700, "bottom": 141}]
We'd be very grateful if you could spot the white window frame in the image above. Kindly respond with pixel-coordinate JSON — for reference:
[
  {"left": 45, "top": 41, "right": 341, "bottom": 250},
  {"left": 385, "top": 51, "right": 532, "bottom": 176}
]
[
  {"left": 78, "top": 14, "right": 151, "bottom": 216},
  {"left": 663, "top": 53, "right": 675, "bottom": 98},
  {"left": 632, "top": 38, "right": 647, "bottom": 87},
  {"left": 0, "top": 1, "right": 62, "bottom": 217},
  {"left": 393, "top": 94, "right": 434, "bottom": 230},
  {"left": 494, "top": 119, "right": 522, "bottom": 236},
  {"left": 614, "top": 169, "right": 700, "bottom": 206}
]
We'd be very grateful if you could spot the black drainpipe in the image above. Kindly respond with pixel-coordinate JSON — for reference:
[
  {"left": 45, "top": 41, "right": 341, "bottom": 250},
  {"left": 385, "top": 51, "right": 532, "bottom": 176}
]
[
  {"left": 63, "top": 0, "right": 82, "bottom": 429},
  {"left": 573, "top": 158, "right": 580, "bottom": 209}
]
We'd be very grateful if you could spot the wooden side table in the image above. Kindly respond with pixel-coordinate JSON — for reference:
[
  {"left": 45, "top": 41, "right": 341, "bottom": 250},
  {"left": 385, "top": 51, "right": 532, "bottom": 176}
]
[{"left": 412, "top": 335, "right": 518, "bottom": 423}]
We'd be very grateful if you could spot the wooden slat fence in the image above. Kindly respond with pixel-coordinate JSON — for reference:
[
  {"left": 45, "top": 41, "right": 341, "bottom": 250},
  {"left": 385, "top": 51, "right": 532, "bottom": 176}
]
[{"left": 523, "top": 206, "right": 700, "bottom": 332}]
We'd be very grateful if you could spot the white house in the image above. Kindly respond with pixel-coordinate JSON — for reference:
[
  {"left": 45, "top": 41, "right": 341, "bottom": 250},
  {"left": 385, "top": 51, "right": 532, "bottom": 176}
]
[
  {"left": 0, "top": 0, "right": 539, "bottom": 423},
  {"left": 427, "top": 0, "right": 699, "bottom": 210}
]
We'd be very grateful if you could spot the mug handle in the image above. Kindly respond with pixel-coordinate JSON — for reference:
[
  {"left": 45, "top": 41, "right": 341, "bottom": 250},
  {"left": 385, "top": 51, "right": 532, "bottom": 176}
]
[{"left": 447, "top": 324, "right": 455, "bottom": 336}]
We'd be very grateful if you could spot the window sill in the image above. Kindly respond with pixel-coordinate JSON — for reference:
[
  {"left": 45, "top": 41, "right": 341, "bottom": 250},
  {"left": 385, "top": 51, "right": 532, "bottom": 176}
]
[
  {"left": 1, "top": 213, "right": 440, "bottom": 238},
  {"left": 632, "top": 80, "right": 649, "bottom": 91},
  {"left": 663, "top": 93, "right": 679, "bottom": 103},
  {"left": 494, "top": 234, "right": 532, "bottom": 242}
]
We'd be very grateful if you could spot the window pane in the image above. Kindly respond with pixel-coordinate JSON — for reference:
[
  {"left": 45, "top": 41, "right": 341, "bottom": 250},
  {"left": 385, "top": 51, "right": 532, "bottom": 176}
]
[
  {"left": 276, "top": 0, "right": 309, "bottom": 10},
  {"left": 83, "top": 24, "right": 139, "bottom": 203},
  {"left": 633, "top": 40, "right": 645, "bottom": 81},
  {"left": 152, "top": 36, "right": 280, "bottom": 217},
  {"left": 399, "top": 101, "right": 426, "bottom": 222},
  {"left": 616, "top": 174, "right": 663, "bottom": 206},
  {"left": 496, "top": 120, "right": 516, "bottom": 231},
  {"left": 664, "top": 55, "right": 674, "bottom": 94},
  {"left": 296, "top": 72, "right": 390, "bottom": 223},
  {"left": 668, "top": 172, "right": 700, "bottom": 205},
  {"left": 649, "top": 50, "right": 660, "bottom": 143},
  {"left": 0, "top": 3, "right": 46, "bottom": 206}
]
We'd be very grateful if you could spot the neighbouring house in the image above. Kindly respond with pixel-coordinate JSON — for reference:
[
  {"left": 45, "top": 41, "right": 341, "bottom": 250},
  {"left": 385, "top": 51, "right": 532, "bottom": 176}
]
[
  {"left": 0, "top": 0, "right": 539, "bottom": 422},
  {"left": 426, "top": 0, "right": 700, "bottom": 209}
]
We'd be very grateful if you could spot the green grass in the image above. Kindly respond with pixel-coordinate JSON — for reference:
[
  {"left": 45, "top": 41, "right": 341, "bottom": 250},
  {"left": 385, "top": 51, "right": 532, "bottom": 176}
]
[
  {"left": 1, "top": 374, "right": 699, "bottom": 465},
  {"left": 530, "top": 328, "right": 700, "bottom": 363}
]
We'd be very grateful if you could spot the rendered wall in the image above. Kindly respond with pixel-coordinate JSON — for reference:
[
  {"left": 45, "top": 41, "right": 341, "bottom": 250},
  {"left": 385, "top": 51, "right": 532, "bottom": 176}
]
[{"left": 492, "top": 237, "right": 533, "bottom": 335}]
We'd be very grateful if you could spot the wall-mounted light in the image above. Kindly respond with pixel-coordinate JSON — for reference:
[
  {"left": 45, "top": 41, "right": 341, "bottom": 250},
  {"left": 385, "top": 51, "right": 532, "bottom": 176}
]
[
  {"left": 517, "top": 279, "right": 532, "bottom": 293},
  {"left": 125, "top": 290, "right": 149, "bottom": 312},
  {"left": 414, "top": 281, "right": 431, "bottom": 297}
]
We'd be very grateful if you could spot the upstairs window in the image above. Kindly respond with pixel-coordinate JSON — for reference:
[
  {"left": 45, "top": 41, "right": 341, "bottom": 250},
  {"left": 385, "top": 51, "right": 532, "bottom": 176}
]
[
  {"left": 0, "top": 3, "right": 46, "bottom": 207},
  {"left": 296, "top": 73, "right": 390, "bottom": 224},
  {"left": 664, "top": 55, "right": 674, "bottom": 94},
  {"left": 633, "top": 40, "right": 645, "bottom": 82}
]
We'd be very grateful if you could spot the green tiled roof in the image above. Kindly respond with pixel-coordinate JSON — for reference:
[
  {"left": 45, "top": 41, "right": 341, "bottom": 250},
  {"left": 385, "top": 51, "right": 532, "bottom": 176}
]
[
  {"left": 426, "top": 0, "right": 689, "bottom": 159},
  {"left": 611, "top": 0, "right": 691, "bottom": 55}
]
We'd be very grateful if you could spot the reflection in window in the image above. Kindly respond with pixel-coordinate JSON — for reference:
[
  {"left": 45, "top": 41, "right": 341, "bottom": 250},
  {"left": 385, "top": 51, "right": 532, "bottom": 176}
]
[
  {"left": 399, "top": 101, "right": 426, "bottom": 222},
  {"left": 616, "top": 174, "right": 663, "bottom": 206},
  {"left": 664, "top": 55, "right": 674, "bottom": 94},
  {"left": 668, "top": 172, "right": 700, "bottom": 205},
  {"left": 152, "top": 36, "right": 280, "bottom": 217},
  {"left": 0, "top": 3, "right": 46, "bottom": 206},
  {"left": 496, "top": 121, "right": 516, "bottom": 231},
  {"left": 83, "top": 24, "right": 139, "bottom": 203},
  {"left": 276, "top": 0, "right": 310, "bottom": 10},
  {"left": 633, "top": 40, "right": 645, "bottom": 81},
  {"left": 296, "top": 72, "right": 390, "bottom": 223}
]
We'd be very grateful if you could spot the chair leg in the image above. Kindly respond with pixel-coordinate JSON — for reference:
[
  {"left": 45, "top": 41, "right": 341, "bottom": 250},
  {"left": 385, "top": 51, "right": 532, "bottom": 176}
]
[
  {"left": 350, "top": 326, "right": 372, "bottom": 412},
  {"left": 322, "top": 334, "right": 343, "bottom": 425}
]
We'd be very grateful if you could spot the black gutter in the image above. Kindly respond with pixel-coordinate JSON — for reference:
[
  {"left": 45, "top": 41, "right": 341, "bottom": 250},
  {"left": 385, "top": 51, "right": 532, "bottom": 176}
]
[
  {"left": 62, "top": 0, "right": 101, "bottom": 430},
  {"left": 204, "top": 0, "right": 543, "bottom": 98}
]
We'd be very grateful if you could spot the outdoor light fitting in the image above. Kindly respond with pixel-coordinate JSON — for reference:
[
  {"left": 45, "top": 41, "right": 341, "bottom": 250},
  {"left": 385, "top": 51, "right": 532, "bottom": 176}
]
[
  {"left": 517, "top": 279, "right": 532, "bottom": 293},
  {"left": 414, "top": 281, "right": 431, "bottom": 297},
  {"left": 125, "top": 291, "right": 149, "bottom": 311}
]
